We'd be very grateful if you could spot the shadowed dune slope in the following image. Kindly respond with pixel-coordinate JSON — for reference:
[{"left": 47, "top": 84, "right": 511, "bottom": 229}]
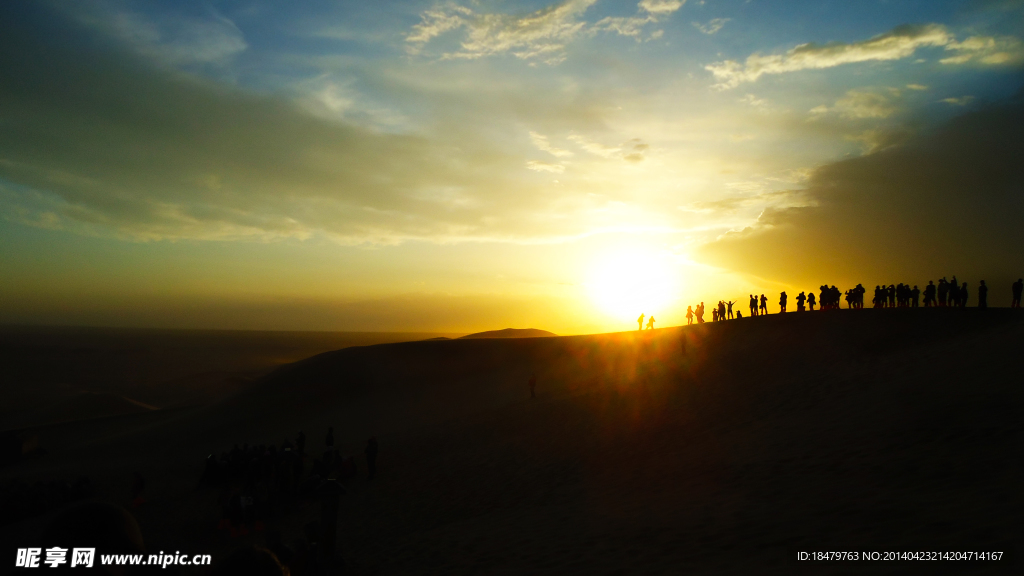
[{"left": 2, "top": 310, "right": 1021, "bottom": 574}]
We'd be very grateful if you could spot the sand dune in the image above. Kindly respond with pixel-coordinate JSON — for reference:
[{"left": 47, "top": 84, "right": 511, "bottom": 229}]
[
  {"left": 458, "top": 328, "right": 557, "bottom": 339},
  {"left": 1, "top": 310, "right": 1021, "bottom": 574}
]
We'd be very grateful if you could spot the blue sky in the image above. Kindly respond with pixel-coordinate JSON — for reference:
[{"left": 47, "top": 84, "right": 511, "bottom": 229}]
[{"left": 1, "top": 0, "right": 1022, "bottom": 331}]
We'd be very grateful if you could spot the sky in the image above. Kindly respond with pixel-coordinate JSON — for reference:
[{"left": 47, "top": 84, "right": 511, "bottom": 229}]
[{"left": 1, "top": 0, "right": 1023, "bottom": 333}]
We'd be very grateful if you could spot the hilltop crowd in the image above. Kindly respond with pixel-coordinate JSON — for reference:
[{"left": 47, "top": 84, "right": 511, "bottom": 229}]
[{"left": 673, "top": 277, "right": 1021, "bottom": 326}]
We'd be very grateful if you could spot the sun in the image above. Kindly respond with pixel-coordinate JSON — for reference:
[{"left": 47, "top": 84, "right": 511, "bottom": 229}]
[{"left": 586, "top": 248, "right": 681, "bottom": 322}]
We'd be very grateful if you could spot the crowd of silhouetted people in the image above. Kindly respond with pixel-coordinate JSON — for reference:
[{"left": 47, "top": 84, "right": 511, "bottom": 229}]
[
  {"left": 1, "top": 476, "right": 94, "bottom": 527},
  {"left": 673, "top": 277, "right": 1018, "bottom": 324},
  {"left": 199, "top": 429, "right": 377, "bottom": 534},
  {"left": 32, "top": 499, "right": 312, "bottom": 575},
  {"left": 190, "top": 428, "right": 379, "bottom": 573}
]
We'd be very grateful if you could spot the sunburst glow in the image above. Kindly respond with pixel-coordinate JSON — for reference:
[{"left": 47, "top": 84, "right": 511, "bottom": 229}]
[{"left": 586, "top": 248, "right": 681, "bottom": 323}]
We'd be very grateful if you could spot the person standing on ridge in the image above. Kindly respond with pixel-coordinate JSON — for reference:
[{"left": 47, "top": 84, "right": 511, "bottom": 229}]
[
  {"left": 726, "top": 300, "right": 735, "bottom": 319},
  {"left": 978, "top": 280, "right": 988, "bottom": 308},
  {"left": 637, "top": 314, "right": 645, "bottom": 331},
  {"left": 760, "top": 294, "right": 768, "bottom": 315},
  {"left": 796, "top": 292, "right": 806, "bottom": 311},
  {"left": 779, "top": 291, "right": 788, "bottom": 313},
  {"left": 1012, "top": 279, "right": 1022, "bottom": 308},
  {"left": 697, "top": 302, "right": 705, "bottom": 323},
  {"left": 686, "top": 306, "right": 694, "bottom": 325},
  {"left": 808, "top": 292, "right": 816, "bottom": 311},
  {"left": 365, "top": 437, "right": 379, "bottom": 480},
  {"left": 646, "top": 316, "right": 655, "bottom": 330}
]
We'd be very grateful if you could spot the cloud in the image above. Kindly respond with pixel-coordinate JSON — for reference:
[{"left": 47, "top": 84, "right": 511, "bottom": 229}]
[
  {"left": 569, "top": 134, "right": 622, "bottom": 158},
  {"left": 940, "top": 35, "right": 1024, "bottom": 65},
  {"left": 0, "top": 4, "right": 576, "bottom": 244},
  {"left": 692, "top": 18, "right": 729, "bottom": 35},
  {"left": 704, "top": 23, "right": 1015, "bottom": 89},
  {"left": 639, "top": 0, "right": 685, "bottom": 14},
  {"left": 529, "top": 132, "right": 573, "bottom": 158},
  {"left": 407, "top": 0, "right": 682, "bottom": 63},
  {"left": 526, "top": 160, "right": 566, "bottom": 173},
  {"left": 941, "top": 95, "right": 976, "bottom": 106},
  {"left": 405, "top": 3, "right": 473, "bottom": 49},
  {"left": 810, "top": 89, "right": 901, "bottom": 119},
  {"left": 680, "top": 188, "right": 808, "bottom": 214},
  {"left": 697, "top": 97, "right": 1024, "bottom": 289},
  {"left": 906, "top": 83, "right": 929, "bottom": 90},
  {"left": 63, "top": 2, "right": 248, "bottom": 66}
]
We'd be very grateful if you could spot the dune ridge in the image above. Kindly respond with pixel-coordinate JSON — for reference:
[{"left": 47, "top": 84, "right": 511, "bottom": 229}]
[{"left": 1, "top": 309, "right": 1020, "bottom": 574}]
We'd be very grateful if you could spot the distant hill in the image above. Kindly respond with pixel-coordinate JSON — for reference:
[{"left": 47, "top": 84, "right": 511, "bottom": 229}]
[{"left": 458, "top": 328, "right": 556, "bottom": 339}]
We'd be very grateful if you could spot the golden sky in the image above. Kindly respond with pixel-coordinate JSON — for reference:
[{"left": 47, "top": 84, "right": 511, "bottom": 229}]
[{"left": 1, "top": 0, "right": 1023, "bottom": 333}]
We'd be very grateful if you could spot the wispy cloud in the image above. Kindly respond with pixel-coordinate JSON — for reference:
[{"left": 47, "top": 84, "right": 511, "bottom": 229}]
[
  {"left": 66, "top": 3, "right": 247, "bottom": 66},
  {"left": 568, "top": 135, "right": 649, "bottom": 162},
  {"left": 809, "top": 88, "right": 901, "bottom": 119},
  {"left": 941, "top": 95, "right": 975, "bottom": 106},
  {"left": 940, "top": 35, "right": 1024, "bottom": 64},
  {"left": 705, "top": 24, "right": 1022, "bottom": 89},
  {"left": 526, "top": 160, "right": 566, "bottom": 173},
  {"left": 530, "top": 132, "right": 573, "bottom": 158},
  {"left": 706, "top": 24, "right": 951, "bottom": 88},
  {"left": 692, "top": 18, "right": 729, "bottom": 35},
  {"left": 407, "top": 0, "right": 683, "bottom": 64}
]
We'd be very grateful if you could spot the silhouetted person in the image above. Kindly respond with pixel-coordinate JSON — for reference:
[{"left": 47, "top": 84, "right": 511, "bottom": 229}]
[
  {"left": 796, "top": 292, "right": 806, "bottom": 311},
  {"left": 214, "top": 545, "right": 288, "bottom": 576},
  {"left": 1013, "top": 278, "right": 1023, "bottom": 308},
  {"left": 365, "top": 437, "right": 379, "bottom": 480},
  {"left": 749, "top": 294, "right": 757, "bottom": 316},
  {"left": 978, "top": 280, "right": 988, "bottom": 308},
  {"left": 938, "top": 278, "right": 949, "bottom": 306},
  {"left": 726, "top": 300, "right": 735, "bottom": 319},
  {"left": 529, "top": 374, "right": 537, "bottom": 399},
  {"left": 646, "top": 315, "right": 655, "bottom": 329},
  {"left": 712, "top": 307, "right": 719, "bottom": 322},
  {"left": 718, "top": 301, "right": 726, "bottom": 321},
  {"left": 318, "top": 480, "right": 344, "bottom": 563},
  {"left": 924, "top": 281, "right": 936, "bottom": 307},
  {"left": 912, "top": 285, "right": 920, "bottom": 307},
  {"left": 696, "top": 302, "right": 705, "bottom": 323},
  {"left": 779, "top": 291, "right": 787, "bottom": 313},
  {"left": 960, "top": 282, "right": 969, "bottom": 308},
  {"left": 637, "top": 313, "right": 645, "bottom": 331},
  {"left": 130, "top": 472, "right": 146, "bottom": 508},
  {"left": 686, "top": 305, "right": 694, "bottom": 325},
  {"left": 736, "top": 310, "right": 742, "bottom": 319},
  {"left": 759, "top": 294, "right": 767, "bottom": 315},
  {"left": 807, "top": 292, "right": 816, "bottom": 311},
  {"left": 325, "top": 427, "right": 334, "bottom": 448}
]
